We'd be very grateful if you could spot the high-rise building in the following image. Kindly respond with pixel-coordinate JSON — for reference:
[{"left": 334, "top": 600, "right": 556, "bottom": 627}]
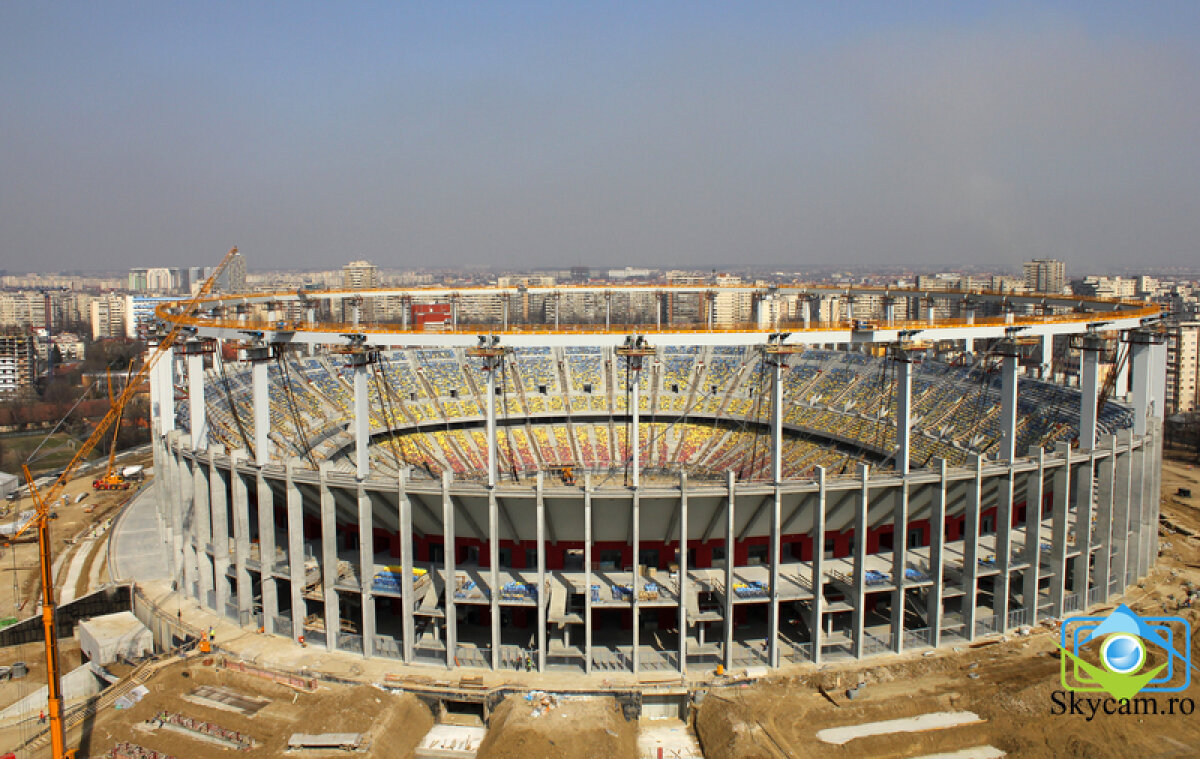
[
  {"left": 90, "top": 294, "right": 127, "bottom": 340},
  {"left": 219, "top": 250, "right": 247, "bottom": 293},
  {"left": 128, "top": 267, "right": 149, "bottom": 292},
  {"left": 146, "top": 267, "right": 174, "bottom": 293},
  {"left": 1023, "top": 259, "right": 1066, "bottom": 294},
  {"left": 1167, "top": 321, "right": 1199, "bottom": 414},
  {"left": 125, "top": 295, "right": 178, "bottom": 339},
  {"left": 0, "top": 334, "right": 36, "bottom": 395},
  {"left": 342, "top": 260, "right": 378, "bottom": 322}
]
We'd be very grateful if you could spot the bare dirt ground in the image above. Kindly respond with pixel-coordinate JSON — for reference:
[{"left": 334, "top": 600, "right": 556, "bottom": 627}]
[
  {"left": 695, "top": 456, "right": 1200, "bottom": 759},
  {"left": 0, "top": 449, "right": 153, "bottom": 622},
  {"left": 65, "top": 656, "right": 433, "bottom": 758},
  {"left": 477, "top": 694, "right": 637, "bottom": 759}
]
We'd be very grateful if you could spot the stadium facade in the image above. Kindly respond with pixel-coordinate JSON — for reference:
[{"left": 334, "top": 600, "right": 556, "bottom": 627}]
[{"left": 145, "top": 284, "right": 1168, "bottom": 674}]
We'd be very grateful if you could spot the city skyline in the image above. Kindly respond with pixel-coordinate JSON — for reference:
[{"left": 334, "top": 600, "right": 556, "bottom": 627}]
[{"left": 2, "top": 3, "right": 1199, "bottom": 273}]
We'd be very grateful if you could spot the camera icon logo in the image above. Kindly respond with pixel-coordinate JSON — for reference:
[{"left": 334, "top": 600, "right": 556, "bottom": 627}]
[{"left": 1060, "top": 603, "right": 1191, "bottom": 701}]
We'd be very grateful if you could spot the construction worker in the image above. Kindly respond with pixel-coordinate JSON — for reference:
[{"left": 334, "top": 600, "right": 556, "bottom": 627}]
[{"left": 298, "top": 634, "right": 306, "bottom": 648}]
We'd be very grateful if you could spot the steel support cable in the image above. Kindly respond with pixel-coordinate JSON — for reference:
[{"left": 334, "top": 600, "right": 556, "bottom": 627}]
[
  {"left": 374, "top": 353, "right": 412, "bottom": 470},
  {"left": 24, "top": 380, "right": 101, "bottom": 467},
  {"left": 218, "top": 351, "right": 256, "bottom": 459},
  {"left": 276, "top": 353, "right": 318, "bottom": 468},
  {"left": 740, "top": 353, "right": 771, "bottom": 479},
  {"left": 499, "top": 354, "right": 519, "bottom": 482},
  {"left": 370, "top": 357, "right": 407, "bottom": 473}
]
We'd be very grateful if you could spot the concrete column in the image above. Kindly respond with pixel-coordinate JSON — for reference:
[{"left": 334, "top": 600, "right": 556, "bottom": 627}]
[
  {"left": 962, "top": 456, "right": 982, "bottom": 641},
  {"left": 1130, "top": 339, "right": 1152, "bottom": 436},
  {"left": 209, "top": 452, "right": 231, "bottom": 617},
  {"left": 160, "top": 434, "right": 182, "bottom": 589},
  {"left": 810, "top": 468, "right": 826, "bottom": 664},
  {"left": 488, "top": 489, "right": 500, "bottom": 671},
  {"left": 285, "top": 459, "right": 307, "bottom": 644},
  {"left": 536, "top": 472, "right": 547, "bottom": 672},
  {"left": 1110, "top": 432, "right": 1132, "bottom": 592},
  {"left": 771, "top": 356, "right": 783, "bottom": 482},
  {"left": 1079, "top": 337, "right": 1102, "bottom": 451},
  {"left": 1147, "top": 419, "right": 1164, "bottom": 568},
  {"left": 441, "top": 472, "right": 456, "bottom": 668},
  {"left": 487, "top": 360, "right": 498, "bottom": 487},
  {"left": 188, "top": 349, "right": 207, "bottom": 450},
  {"left": 1023, "top": 449, "right": 1046, "bottom": 624},
  {"left": 964, "top": 307, "right": 976, "bottom": 354},
  {"left": 252, "top": 358, "right": 271, "bottom": 466},
  {"left": 632, "top": 488, "right": 641, "bottom": 674},
  {"left": 1040, "top": 334, "right": 1053, "bottom": 379},
  {"left": 678, "top": 472, "right": 689, "bottom": 676},
  {"left": 192, "top": 455, "right": 214, "bottom": 608},
  {"left": 353, "top": 359, "right": 370, "bottom": 480},
  {"left": 992, "top": 467, "right": 1014, "bottom": 630},
  {"left": 1134, "top": 426, "right": 1154, "bottom": 578},
  {"left": 230, "top": 452, "right": 253, "bottom": 625},
  {"left": 895, "top": 350, "right": 912, "bottom": 474},
  {"left": 1049, "top": 443, "right": 1072, "bottom": 617},
  {"left": 150, "top": 344, "right": 169, "bottom": 436},
  {"left": 357, "top": 484, "right": 375, "bottom": 658},
  {"left": 852, "top": 464, "right": 869, "bottom": 658},
  {"left": 768, "top": 482, "right": 781, "bottom": 667},
  {"left": 319, "top": 464, "right": 339, "bottom": 652},
  {"left": 1094, "top": 437, "right": 1117, "bottom": 603},
  {"left": 723, "top": 472, "right": 735, "bottom": 671},
  {"left": 163, "top": 346, "right": 177, "bottom": 435},
  {"left": 1072, "top": 451, "right": 1097, "bottom": 606},
  {"left": 1150, "top": 342, "right": 1168, "bottom": 422},
  {"left": 891, "top": 478, "right": 909, "bottom": 654},
  {"left": 584, "top": 473, "right": 593, "bottom": 674},
  {"left": 178, "top": 442, "right": 197, "bottom": 599},
  {"left": 927, "top": 460, "right": 947, "bottom": 647},
  {"left": 1114, "top": 345, "right": 1130, "bottom": 399},
  {"left": 257, "top": 470, "right": 278, "bottom": 634},
  {"left": 997, "top": 353, "right": 1019, "bottom": 462},
  {"left": 398, "top": 469, "right": 415, "bottom": 663},
  {"left": 631, "top": 361, "right": 641, "bottom": 488}
]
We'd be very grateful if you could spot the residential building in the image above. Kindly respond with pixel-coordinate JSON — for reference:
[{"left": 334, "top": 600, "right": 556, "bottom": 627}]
[
  {"left": 1167, "top": 321, "right": 1200, "bottom": 414},
  {"left": 0, "top": 334, "right": 36, "bottom": 395},
  {"left": 90, "top": 294, "right": 127, "bottom": 340},
  {"left": 1023, "top": 259, "right": 1067, "bottom": 294}
]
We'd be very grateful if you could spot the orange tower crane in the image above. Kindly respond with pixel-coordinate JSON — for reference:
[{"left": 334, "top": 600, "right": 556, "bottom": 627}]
[
  {"left": 15, "top": 247, "right": 238, "bottom": 759},
  {"left": 92, "top": 364, "right": 137, "bottom": 491}
]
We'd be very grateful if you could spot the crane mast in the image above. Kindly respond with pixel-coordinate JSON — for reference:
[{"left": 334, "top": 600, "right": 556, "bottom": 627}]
[{"left": 15, "top": 247, "right": 239, "bottom": 759}]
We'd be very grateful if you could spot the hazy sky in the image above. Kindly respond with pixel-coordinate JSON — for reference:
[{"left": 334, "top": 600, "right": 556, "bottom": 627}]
[{"left": 2, "top": 2, "right": 1198, "bottom": 274}]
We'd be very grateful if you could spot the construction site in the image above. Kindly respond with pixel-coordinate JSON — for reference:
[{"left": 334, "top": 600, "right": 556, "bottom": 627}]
[
  {"left": 0, "top": 453, "right": 1191, "bottom": 758},
  {"left": 0, "top": 256, "right": 1191, "bottom": 758}
]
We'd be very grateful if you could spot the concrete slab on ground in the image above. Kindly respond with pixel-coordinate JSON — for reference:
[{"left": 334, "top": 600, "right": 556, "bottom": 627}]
[
  {"left": 637, "top": 719, "right": 703, "bottom": 759},
  {"left": 110, "top": 484, "right": 170, "bottom": 581},
  {"left": 416, "top": 723, "right": 485, "bottom": 758},
  {"left": 816, "top": 711, "right": 984, "bottom": 746}
]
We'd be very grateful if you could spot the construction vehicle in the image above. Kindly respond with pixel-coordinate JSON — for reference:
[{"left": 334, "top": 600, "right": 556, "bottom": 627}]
[
  {"left": 15, "top": 247, "right": 238, "bottom": 759},
  {"left": 92, "top": 364, "right": 136, "bottom": 491}
]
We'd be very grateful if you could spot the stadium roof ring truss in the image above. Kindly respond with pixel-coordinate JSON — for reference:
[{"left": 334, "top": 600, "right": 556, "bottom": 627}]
[{"left": 157, "top": 284, "right": 1161, "bottom": 348}]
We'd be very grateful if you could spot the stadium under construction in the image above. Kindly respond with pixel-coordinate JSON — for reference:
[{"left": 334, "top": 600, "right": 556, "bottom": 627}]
[{"left": 144, "top": 283, "right": 1168, "bottom": 675}]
